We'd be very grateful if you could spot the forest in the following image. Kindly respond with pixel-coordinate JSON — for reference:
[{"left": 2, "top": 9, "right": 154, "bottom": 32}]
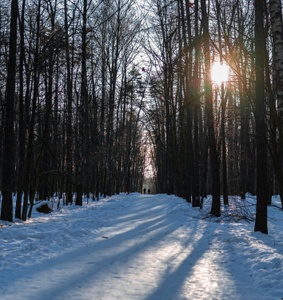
[{"left": 0, "top": 0, "right": 283, "bottom": 234}]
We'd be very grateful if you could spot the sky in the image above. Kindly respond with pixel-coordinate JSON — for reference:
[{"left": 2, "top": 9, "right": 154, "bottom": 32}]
[{"left": 0, "top": 192, "right": 282, "bottom": 300}]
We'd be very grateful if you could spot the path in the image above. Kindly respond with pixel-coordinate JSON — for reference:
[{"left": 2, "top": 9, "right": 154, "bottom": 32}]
[{"left": 0, "top": 193, "right": 279, "bottom": 299}]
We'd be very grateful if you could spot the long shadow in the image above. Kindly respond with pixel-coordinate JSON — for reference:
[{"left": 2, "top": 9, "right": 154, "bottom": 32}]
[
  {"left": 210, "top": 222, "right": 283, "bottom": 300},
  {"left": 0, "top": 195, "right": 196, "bottom": 299},
  {"left": 142, "top": 219, "right": 213, "bottom": 300}
]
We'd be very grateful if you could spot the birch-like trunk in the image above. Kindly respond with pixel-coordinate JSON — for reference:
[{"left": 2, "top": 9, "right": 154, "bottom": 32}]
[
  {"left": 269, "top": 0, "right": 283, "bottom": 209},
  {"left": 270, "top": 0, "right": 283, "bottom": 116}
]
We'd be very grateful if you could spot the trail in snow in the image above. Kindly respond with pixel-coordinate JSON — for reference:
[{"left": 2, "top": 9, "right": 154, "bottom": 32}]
[{"left": 0, "top": 193, "right": 282, "bottom": 300}]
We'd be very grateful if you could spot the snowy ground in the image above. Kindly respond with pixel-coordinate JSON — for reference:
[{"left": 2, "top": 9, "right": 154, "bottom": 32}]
[{"left": 0, "top": 193, "right": 283, "bottom": 300}]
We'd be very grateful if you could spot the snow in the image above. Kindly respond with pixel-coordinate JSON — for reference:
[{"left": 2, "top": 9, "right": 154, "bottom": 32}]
[{"left": 0, "top": 193, "right": 283, "bottom": 300}]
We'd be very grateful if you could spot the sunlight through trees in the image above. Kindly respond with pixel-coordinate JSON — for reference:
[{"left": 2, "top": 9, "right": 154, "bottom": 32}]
[{"left": 0, "top": 0, "right": 282, "bottom": 233}]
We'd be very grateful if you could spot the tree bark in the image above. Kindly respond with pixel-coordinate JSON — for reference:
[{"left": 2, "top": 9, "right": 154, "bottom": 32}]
[
  {"left": 22, "top": 0, "right": 41, "bottom": 221},
  {"left": 201, "top": 0, "right": 221, "bottom": 217},
  {"left": 254, "top": 0, "right": 268, "bottom": 234},
  {"left": 269, "top": 0, "right": 283, "bottom": 209},
  {"left": 64, "top": 0, "right": 73, "bottom": 205},
  {"left": 1, "top": 0, "right": 18, "bottom": 222},
  {"left": 15, "top": 0, "right": 26, "bottom": 219}
]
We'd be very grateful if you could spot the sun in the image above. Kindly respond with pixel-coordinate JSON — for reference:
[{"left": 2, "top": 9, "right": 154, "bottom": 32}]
[{"left": 211, "top": 61, "right": 229, "bottom": 83}]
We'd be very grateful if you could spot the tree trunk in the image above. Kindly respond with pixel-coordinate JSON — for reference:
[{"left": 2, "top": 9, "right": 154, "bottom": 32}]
[
  {"left": 215, "top": 0, "right": 228, "bottom": 205},
  {"left": 64, "top": 0, "right": 73, "bottom": 205},
  {"left": 15, "top": 0, "right": 26, "bottom": 219},
  {"left": 1, "top": 0, "right": 18, "bottom": 222},
  {"left": 22, "top": 0, "right": 41, "bottom": 221},
  {"left": 201, "top": 0, "right": 221, "bottom": 217},
  {"left": 254, "top": 0, "right": 268, "bottom": 234},
  {"left": 192, "top": 0, "right": 201, "bottom": 207},
  {"left": 220, "top": 85, "right": 228, "bottom": 205},
  {"left": 269, "top": 0, "right": 283, "bottom": 209}
]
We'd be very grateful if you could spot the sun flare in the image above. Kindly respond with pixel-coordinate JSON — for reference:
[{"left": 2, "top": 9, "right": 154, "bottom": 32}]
[{"left": 211, "top": 62, "right": 229, "bottom": 83}]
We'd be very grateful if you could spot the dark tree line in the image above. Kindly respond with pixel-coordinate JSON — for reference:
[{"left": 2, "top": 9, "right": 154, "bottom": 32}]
[
  {"left": 142, "top": 0, "right": 283, "bottom": 233},
  {"left": 1, "top": 0, "right": 283, "bottom": 234},
  {"left": 0, "top": 0, "right": 146, "bottom": 221}
]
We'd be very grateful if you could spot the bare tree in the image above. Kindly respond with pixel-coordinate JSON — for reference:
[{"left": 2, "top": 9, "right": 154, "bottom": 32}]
[
  {"left": 22, "top": 0, "right": 42, "bottom": 220},
  {"left": 1, "top": 0, "right": 18, "bottom": 221},
  {"left": 269, "top": 0, "right": 283, "bottom": 208},
  {"left": 15, "top": 0, "right": 26, "bottom": 219},
  {"left": 64, "top": 0, "right": 74, "bottom": 205},
  {"left": 201, "top": 0, "right": 221, "bottom": 217},
  {"left": 254, "top": 0, "right": 268, "bottom": 233}
]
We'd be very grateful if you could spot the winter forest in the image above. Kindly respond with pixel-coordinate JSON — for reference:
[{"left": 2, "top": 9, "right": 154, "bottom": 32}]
[{"left": 0, "top": 0, "right": 283, "bottom": 234}]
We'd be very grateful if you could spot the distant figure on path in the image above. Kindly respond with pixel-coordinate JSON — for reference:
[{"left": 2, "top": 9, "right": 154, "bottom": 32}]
[
  {"left": 148, "top": 189, "right": 150, "bottom": 194},
  {"left": 143, "top": 188, "right": 146, "bottom": 194}
]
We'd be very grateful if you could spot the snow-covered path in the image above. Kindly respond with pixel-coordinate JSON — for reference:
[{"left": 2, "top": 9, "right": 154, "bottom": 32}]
[{"left": 0, "top": 193, "right": 282, "bottom": 299}]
